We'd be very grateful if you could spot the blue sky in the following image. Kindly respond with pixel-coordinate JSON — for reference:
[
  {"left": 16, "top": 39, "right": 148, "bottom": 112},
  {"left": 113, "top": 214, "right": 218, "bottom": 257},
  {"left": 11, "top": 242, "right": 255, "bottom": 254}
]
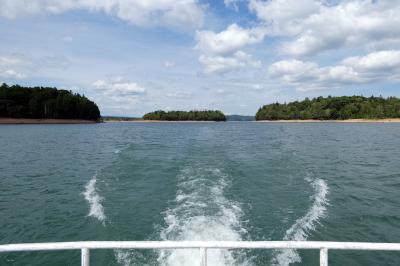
[{"left": 1, "top": 0, "right": 400, "bottom": 116}]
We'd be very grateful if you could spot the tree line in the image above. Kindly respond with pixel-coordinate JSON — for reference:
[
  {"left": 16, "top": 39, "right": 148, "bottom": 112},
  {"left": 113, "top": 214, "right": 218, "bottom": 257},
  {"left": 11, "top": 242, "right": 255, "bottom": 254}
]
[
  {"left": 0, "top": 83, "right": 100, "bottom": 120},
  {"left": 256, "top": 96, "right": 400, "bottom": 120},
  {"left": 143, "top": 110, "right": 226, "bottom": 121},
  {"left": 4, "top": 83, "right": 399, "bottom": 122}
]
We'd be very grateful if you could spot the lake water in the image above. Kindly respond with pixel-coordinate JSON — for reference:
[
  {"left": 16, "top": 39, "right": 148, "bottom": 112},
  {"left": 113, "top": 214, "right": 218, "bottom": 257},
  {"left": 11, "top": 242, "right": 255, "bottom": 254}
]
[{"left": 1, "top": 122, "right": 400, "bottom": 266}]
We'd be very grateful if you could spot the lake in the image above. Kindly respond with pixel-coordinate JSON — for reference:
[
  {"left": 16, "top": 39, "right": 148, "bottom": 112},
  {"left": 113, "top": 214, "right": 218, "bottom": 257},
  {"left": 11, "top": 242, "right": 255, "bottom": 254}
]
[{"left": 1, "top": 122, "right": 400, "bottom": 266}]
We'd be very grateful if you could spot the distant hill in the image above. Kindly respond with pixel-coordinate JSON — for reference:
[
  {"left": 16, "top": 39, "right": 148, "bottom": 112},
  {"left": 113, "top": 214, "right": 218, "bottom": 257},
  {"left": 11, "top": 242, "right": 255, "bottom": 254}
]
[
  {"left": 143, "top": 110, "right": 226, "bottom": 121},
  {"left": 256, "top": 96, "right": 400, "bottom": 121},
  {"left": 0, "top": 83, "right": 100, "bottom": 121},
  {"left": 226, "top": 115, "right": 255, "bottom": 121}
]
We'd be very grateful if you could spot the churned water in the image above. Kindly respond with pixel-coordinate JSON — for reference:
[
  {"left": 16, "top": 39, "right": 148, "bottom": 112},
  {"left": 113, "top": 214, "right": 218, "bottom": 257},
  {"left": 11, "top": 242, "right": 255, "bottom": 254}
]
[{"left": 1, "top": 122, "right": 400, "bottom": 265}]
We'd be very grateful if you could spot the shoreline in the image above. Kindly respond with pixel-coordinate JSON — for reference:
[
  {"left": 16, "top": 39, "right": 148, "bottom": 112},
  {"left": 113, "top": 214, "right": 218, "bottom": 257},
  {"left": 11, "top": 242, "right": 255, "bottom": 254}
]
[
  {"left": 104, "top": 119, "right": 218, "bottom": 123},
  {"left": 257, "top": 118, "right": 400, "bottom": 123},
  {"left": 0, "top": 118, "right": 98, "bottom": 124},
  {"left": 5, "top": 118, "right": 399, "bottom": 124}
]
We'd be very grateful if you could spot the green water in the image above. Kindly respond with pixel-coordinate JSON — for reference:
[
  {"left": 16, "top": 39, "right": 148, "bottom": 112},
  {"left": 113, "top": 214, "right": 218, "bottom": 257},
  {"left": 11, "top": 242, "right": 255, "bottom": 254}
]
[{"left": 1, "top": 122, "right": 400, "bottom": 266}]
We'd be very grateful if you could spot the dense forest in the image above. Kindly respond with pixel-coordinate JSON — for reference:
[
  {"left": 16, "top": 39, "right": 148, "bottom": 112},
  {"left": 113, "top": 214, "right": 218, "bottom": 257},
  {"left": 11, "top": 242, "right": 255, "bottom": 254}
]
[
  {"left": 143, "top": 110, "right": 226, "bottom": 121},
  {"left": 256, "top": 96, "right": 400, "bottom": 121},
  {"left": 0, "top": 83, "right": 100, "bottom": 120}
]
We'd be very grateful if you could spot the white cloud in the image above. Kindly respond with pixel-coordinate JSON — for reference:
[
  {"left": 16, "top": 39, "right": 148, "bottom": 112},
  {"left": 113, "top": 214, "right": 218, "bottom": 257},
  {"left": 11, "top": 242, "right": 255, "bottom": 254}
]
[
  {"left": 92, "top": 79, "right": 146, "bottom": 97},
  {"left": 199, "top": 50, "right": 261, "bottom": 74},
  {"left": 196, "top": 24, "right": 266, "bottom": 55},
  {"left": 196, "top": 24, "right": 266, "bottom": 74},
  {"left": 0, "top": 0, "right": 204, "bottom": 29},
  {"left": 250, "top": 0, "right": 400, "bottom": 56},
  {"left": 249, "top": 0, "right": 320, "bottom": 36},
  {"left": 343, "top": 50, "right": 400, "bottom": 72},
  {"left": 92, "top": 78, "right": 146, "bottom": 105},
  {"left": 0, "top": 69, "right": 25, "bottom": 79},
  {"left": 268, "top": 50, "right": 400, "bottom": 91}
]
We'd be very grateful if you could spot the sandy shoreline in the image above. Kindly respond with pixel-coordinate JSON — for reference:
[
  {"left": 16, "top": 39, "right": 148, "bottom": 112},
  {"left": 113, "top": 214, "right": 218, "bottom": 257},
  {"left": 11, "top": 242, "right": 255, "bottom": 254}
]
[
  {"left": 104, "top": 119, "right": 217, "bottom": 123},
  {"left": 257, "top": 118, "right": 400, "bottom": 123},
  {"left": 0, "top": 118, "right": 98, "bottom": 124}
]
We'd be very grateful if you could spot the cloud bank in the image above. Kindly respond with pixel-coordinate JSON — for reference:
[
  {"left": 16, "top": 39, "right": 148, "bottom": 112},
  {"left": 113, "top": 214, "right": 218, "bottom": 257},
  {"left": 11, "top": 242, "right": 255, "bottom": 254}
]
[
  {"left": 269, "top": 50, "right": 400, "bottom": 91},
  {"left": 250, "top": 0, "right": 400, "bottom": 56},
  {"left": 0, "top": 0, "right": 204, "bottom": 29}
]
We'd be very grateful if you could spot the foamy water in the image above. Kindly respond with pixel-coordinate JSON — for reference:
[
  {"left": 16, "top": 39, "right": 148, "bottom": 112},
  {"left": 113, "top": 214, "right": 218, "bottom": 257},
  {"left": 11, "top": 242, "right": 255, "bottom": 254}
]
[
  {"left": 271, "top": 175, "right": 329, "bottom": 266},
  {"left": 83, "top": 175, "right": 106, "bottom": 223},
  {"left": 157, "top": 166, "right": 251, "bottom": 266},
  {"left": 88, "top": 168, "right": 328, "bottom": 266}
]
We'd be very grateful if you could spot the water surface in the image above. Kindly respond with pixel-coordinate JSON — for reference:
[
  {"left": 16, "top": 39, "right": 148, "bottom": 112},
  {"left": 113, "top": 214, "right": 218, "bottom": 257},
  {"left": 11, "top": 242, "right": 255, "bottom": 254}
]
[{"left": 1, "top": 122, "right": 400, "bottom": 265}]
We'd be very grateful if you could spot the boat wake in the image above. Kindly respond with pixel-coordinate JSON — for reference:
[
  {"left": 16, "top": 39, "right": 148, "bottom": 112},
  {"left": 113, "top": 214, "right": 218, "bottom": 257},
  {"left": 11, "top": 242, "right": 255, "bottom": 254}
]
[
  {"left": 157, "top": 166, "right": 252, "bottom": 266},
  {"left": 89, "top": 165, "right": 327, "bottom": 266},
  {"left": 271, "top": 175, "right": 329, "bottom": 266},
  {"left": 83, "top": 174, "right": 106, "bottom": 224},
  {"left": 83, "top": 146, "right": 122, "bottom": 223}
]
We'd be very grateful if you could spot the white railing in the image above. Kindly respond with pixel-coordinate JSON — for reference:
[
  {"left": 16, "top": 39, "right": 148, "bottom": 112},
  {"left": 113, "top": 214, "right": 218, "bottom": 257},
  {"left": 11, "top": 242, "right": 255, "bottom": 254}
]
[{"left": 1, "top": 241, "right": 400, "bottom": 266}]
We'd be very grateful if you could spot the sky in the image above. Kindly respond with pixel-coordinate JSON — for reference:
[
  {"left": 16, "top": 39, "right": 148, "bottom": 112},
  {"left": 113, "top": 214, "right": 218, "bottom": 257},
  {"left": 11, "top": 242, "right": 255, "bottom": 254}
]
[{"left": 1, "top": 0, "right": 400, "bottom": 116}]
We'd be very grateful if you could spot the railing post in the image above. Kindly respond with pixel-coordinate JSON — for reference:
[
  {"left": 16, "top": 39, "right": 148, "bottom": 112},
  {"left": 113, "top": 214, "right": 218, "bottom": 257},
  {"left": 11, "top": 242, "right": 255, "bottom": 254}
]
[
  {"left": 200, "top": 247, "right": 207, "bottom": 266},
  {"left": 320, "top": 248, "right": 328, "bottom": 266},
  {"left": 81, "top": 248, "right": 90, "bottom": 266}
]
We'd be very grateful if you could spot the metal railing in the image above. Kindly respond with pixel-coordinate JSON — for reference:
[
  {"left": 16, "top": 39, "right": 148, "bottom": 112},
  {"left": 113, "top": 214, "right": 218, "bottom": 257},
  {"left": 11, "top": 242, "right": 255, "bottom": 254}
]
[{"left": 1, "top": 241, "right": 400, "bottom": 266}]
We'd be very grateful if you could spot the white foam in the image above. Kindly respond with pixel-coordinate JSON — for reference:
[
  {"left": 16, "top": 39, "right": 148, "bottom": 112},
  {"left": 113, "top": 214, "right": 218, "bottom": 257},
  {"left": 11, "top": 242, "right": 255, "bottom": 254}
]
[
  {"left": 157, "top": 166, "right": 252, "bottom": 266},
  {"left": 83, "top": 175, "right": 106, "bottom": 223},
  {"left": 115, "top": 249, "right": 139, "bottom": 266},
  {"left": 272, "top": 176, "right": 329, "bottom": 266},
  {"left": 115, "top": 250, "right": 131, "bottom": 266}
]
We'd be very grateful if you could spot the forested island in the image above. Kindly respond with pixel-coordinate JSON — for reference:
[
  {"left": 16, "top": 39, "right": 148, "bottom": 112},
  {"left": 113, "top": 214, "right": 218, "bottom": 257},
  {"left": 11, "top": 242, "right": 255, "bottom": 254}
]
[
  {"left": 4, "top": 83, "right": 400, "bottom": 123},
  {"left": 143, "top": 110, "right": 226, "bottom": 121},
  {"left": 0, "top": 83, "right": 100, "bottom": 121},
  {"left": 256, "top": 96, "right": 400, "bottom": 121}
]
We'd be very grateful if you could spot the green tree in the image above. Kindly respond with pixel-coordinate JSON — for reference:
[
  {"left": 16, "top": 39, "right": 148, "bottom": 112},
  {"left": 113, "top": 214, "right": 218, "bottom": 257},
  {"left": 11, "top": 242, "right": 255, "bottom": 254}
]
[
  {"left": 0, "top": 83, "right": 100, "bottom": 120},
  {"left": 143, "top": 110, "right": 226, "bottom": 121},
  {"left": 256, "top": 96, "right": 400, "bottom": 121}
]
